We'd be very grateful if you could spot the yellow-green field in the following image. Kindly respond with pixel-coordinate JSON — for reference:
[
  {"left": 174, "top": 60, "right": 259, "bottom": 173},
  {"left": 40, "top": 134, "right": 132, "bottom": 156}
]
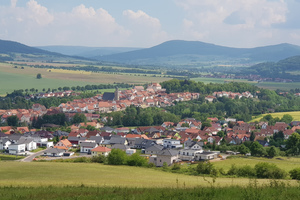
[
  {"left": 0, "top": 162, "right": 298, "bottom": 188},
  {"left": 213, "top": 156, "right": 300, "bottom": 172},
  {"left": 249, "top": 111, "right": 300, "bottom": 122},
  {"left": 0, "top": 62, "right": 171, "bottom": 95}
]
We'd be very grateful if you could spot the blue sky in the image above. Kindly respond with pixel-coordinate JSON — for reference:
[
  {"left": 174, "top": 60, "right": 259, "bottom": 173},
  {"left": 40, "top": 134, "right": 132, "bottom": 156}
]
[{"left": 0, "top": 0, "right": 300, "bottom": 48}]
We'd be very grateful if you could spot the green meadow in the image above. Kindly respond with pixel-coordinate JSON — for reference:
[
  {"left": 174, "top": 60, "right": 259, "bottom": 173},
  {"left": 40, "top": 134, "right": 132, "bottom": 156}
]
[
  {"left": 212, "top": 156, "right": 300, "bottom": 172},
  {"left": 1, "top": 161, "right": 300, "bottom": 199},
  {"left": 0, "top": 161, "right": 299, "bottom": 188},
  {"left": 249, "top": 111, "right": 300, "bottom": 122},
  {"left": 0, "top": 70, "right": 91, "bottom": 95}
]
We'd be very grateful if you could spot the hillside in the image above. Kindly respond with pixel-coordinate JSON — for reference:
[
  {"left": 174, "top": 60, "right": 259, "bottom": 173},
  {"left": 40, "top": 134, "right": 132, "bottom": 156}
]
[
  {"left": 0, "top": 39, "right": 89, "bottom": 62},
  {"left": 96, "top": 40, "right": 300, "bottom": 66},
  {"left": 239, "top": 55, "right": 300, "bottom": 81},
  {"left": 37, "top": 46, "right": 142, "bottom": 58}
]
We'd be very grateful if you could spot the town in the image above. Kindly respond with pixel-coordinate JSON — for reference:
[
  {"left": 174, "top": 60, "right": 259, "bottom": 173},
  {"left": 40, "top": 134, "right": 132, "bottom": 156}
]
[{"left": 1, "top": 83, "right": 298, "bottom": 167}]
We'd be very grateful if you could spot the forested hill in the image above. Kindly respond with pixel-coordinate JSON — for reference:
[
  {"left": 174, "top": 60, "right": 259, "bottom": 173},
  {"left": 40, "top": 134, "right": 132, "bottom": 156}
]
[
  {"left": 238, "top": 55, "right": 300, "bottom": 81},
  {"left": 96, "top": 40, "right": 300, "bottom": 65},
  {"left": 0, "top": 39, "right": 89, "bottom": 62},
  {"left": 0, "top": 39, "right": 59, "bottom": 55}
]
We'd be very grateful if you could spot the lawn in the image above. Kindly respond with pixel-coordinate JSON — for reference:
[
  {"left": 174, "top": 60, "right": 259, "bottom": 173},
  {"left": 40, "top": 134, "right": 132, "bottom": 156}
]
[
  {"left": 213, "top": 156, "right": 300, "bottom": 173},
  {"left": 0, "top": 154, "right": 25, "bottom": 160},
  {"left": 249, "top": 111, "right": 300, "bottom": 122},
  {"left": 0, "top": 162, "right": 297, "bottom": 188}
]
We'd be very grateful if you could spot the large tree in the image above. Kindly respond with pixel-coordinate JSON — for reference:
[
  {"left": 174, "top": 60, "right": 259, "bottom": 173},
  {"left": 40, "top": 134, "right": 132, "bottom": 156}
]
[{"left": 7, "top": 115, "right": 19, "bottom": 127}]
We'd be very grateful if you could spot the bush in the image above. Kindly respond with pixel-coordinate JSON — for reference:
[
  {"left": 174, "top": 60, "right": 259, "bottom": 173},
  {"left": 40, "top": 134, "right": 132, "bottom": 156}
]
[
  {"left": 227, "top": 164, "right": 256, "bottom": 177},
  {"left": 289, "top": 168, "right": 300, "bottom": 180},
  {"left": 91, "top": 155, "right": 107, "bottom": 163},
  {"left": 126, "top": 153, "right": 148, "bottom": 167},
  {"left": 171, "top": 163, "right": 181, "bottom": 171},
  {"left": 196, "top": 161, "right": 215, "bottom": 175},
  {"left": 255, "top": 162, "right": 287, "bottom": 179},
  {"left": 107, "top": 149, "right": 127, "bottom": 165}
]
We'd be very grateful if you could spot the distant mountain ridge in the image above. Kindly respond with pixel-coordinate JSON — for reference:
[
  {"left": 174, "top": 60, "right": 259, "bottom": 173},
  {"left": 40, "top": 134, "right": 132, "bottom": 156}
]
[
  {"left": 96, "top": 40, "right": 300, "bottom": 66},
  {"left": 36, "top": 46, "right": 143, "bottom": 58},
  {"left": 0, "top": 39, "right": 60, "bottom": 55},
  {"left": 0, "top": 39, "right": 90, "bottom": 62}
]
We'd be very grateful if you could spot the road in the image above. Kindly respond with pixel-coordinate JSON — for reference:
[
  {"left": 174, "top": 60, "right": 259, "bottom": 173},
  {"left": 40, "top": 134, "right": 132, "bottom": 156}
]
[{"left": 20, "top": 148, "right": 49, "bottom": 162}]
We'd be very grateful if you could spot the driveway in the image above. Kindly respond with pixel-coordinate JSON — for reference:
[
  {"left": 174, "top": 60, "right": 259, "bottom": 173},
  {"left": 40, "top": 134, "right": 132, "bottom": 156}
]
[{"left": 20, "top": 148, "right": 49, "bottom": 162}]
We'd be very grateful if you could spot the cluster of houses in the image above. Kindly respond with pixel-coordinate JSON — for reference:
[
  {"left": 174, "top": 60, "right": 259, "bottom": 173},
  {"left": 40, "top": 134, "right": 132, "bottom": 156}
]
[
  {"left": 0, "top": 83, "right": 200, "bottom": 125},
  {"left": 26, "top": 90, "right": 77, "bottom": 99},
  {"left": 1, "top": 117, "right": 300, "bottom": 166},
  {"left": 58, "top": 83, "right": 200, "bottom": 113}
]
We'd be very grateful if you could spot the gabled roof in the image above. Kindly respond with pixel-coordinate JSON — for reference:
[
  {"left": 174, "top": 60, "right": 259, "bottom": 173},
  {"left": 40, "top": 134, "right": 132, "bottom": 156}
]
[
  {"left": 157, "top": 149, "right": 178, "bottom": 157},
  {"left": 80, "top": 142, "right": 97, "bottom": 148},
  {"left": 111, "top": 144, "right": 129, "bottom": 150},
  {"left": 145, "top": 144, "right": 164, "bottom": 151},
  {"left": 109, "top": 137, "right": 126, "bottom": 145},
  {"left": 91, "top": 146, "right": 111, "bottom": 152},
  {"left": 44, "top": 148, "right": 66, "bottom": 154},
  {"left": 102, "top": 92, "right": 115, "bottom": 101}
]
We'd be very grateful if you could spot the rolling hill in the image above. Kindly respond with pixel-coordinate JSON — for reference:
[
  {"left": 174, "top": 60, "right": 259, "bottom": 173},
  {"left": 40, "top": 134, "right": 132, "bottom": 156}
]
[
  {"left": 239, "top": 55, "right": 300, "bottom": 81},
  {"left": 36, "top": 46, "right": 142, "bottom": 58},
  {"left": 96, "top": 40, "right": 300, "bottom": 66},
  {"left": 0, "top": 39, "right": 89, "bottom": 62}
]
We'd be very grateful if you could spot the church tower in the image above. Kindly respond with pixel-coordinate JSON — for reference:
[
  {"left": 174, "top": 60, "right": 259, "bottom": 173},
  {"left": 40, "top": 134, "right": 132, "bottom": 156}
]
[{"left": 114, "top": 87, "right": 119, "bottom": 101}]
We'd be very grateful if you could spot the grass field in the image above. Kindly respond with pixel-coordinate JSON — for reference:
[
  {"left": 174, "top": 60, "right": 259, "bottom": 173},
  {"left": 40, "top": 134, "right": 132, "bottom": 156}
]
[
  {"left": 0, "top": 62, "right": 170, "bottom": 95},
  {"left": 249, "top": 111, "right": 300, "bottom": 122},
  {"left": 0, "top": 162, "right": 298, "bottom": 188},
  {"left": 1, "top": 184, "right": 300, "bottom": 200},
  {"left": 191, "top": 77, "right": 300, "bottom": 91},
  {"left": 0, "top": 154, "right": 25, "bottom": 160},
  {"left": 213, "top": 156, "right": 300, "bottom": 172}
]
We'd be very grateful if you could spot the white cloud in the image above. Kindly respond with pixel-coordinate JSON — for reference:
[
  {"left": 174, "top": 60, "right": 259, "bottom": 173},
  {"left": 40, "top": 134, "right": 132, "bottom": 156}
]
[
  {"left": 26, "top": 0, "right": 54, "bottom": 25},
  {"left": 11, "top": 0, "right": 17, "bottom": 8},
  {"left": 123, "top": 10, "right": 168, "bottom": 46},
  {"left": 175, "top": 0, "right": 290, "bottom": 47},
  {"left": 0, "top": 1, "right": 131, "bottom": 46}
]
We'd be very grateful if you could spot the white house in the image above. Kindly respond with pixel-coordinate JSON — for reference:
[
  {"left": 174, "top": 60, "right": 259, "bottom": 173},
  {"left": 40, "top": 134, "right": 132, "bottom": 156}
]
[
  {"left": 80, "top": 142, "right": 98, "bottom": 153},
  {"left": 149, "top": 149, "right": 179, "bottom": 167},
  {"left": 8, "top": 143, "right": 26, "bottom": 154},
  {"left": 44, "top": 148, "right": 66, "bottom": 157},
  {"left": 126, "top": 149, "right": 136, "bottom": 155},
  {"left": 0, "top": 139, "right": 11, "bottom": 150},
  {"left": 163, "top": 139, "right": 182, "bottom": 149},
  {"left": 194, "top": 151, "right": 218, "bottom": 161},
  {"left": 33, "top": 137, "right": 54, "bottom": 148},
  {"left": 178, "top": 149, "right": 203, "bottom": 161},
  {"left": 18, "top": 137, "right": 37, "bottom": 151}
]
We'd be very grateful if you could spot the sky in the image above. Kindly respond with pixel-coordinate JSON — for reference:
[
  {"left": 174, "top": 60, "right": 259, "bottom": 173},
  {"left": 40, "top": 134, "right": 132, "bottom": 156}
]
[{"left": 0, "top": 0, "right": 300, "bottom": 48}]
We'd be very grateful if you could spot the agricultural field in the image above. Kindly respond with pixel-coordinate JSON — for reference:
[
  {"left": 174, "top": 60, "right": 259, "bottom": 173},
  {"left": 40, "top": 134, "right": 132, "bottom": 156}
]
[
  {"left": 256, "top": 81, "right": 300, "bottom": 91},
  {"left": 213, "top": 156, "right": 300, "bottom": 173},
  {"left": 191, "top": 77, "right": 300, "bottom": 91},
  {"left": 0, "top": 162, "right": 297, "bottom": 188},
  {"left": 0, "top": 62, "right": 171, "bottom": 95},
  {"left": 249, "top": 111, "right": 300, "bottom": 122}
]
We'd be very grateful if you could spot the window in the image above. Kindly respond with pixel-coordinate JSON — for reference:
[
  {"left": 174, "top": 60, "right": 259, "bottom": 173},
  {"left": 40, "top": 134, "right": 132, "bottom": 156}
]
[
  {"left": 187, "top": 152, "right": 189, "bottom": 156},
  {"left": 183, "top": 152, "right": 185, "bottom": 155}
]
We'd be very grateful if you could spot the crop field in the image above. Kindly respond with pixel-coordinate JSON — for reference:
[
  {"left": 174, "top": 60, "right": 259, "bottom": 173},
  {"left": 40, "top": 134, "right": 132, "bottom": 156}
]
[
  {"left": 256, "top": 81, "right": 300, "bottom": 90},
  {"left": 213, "top": 156, "right": 300, "bottom": 172},
  {"left": 191, "top": 77, "right": 257, "bottom": 84},
  {"left": 0, "top": 162, "right": 297, "bottom": 188},
  {"left": 191, "top": 77, "right": 300, "bottom": 91},
  {"left": 0, "top": 62, "right": 170, "bottom": 95},
  {"left": 249, "top": 111, "right": 300, "bottom": 122}
]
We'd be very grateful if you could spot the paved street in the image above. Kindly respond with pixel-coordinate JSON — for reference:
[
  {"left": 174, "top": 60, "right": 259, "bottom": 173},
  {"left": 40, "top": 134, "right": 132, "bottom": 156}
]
[{"left": 19, "top": 148, "right": 49, "bottom": 162}]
